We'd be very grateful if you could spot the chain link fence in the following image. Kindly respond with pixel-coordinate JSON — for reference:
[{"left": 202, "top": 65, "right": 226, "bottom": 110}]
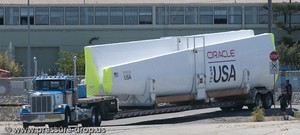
[{"left": 0, "top": 77, "right": 32, "bottom": 106}]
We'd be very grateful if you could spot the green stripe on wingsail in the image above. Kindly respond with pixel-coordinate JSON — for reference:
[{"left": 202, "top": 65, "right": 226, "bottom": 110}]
[
  {"left": 270, "top": 33, "right": 279, "bottom": 85},
  {"left": 84, "top": 47, "right": 101, "bottom": 96},
  {"left": 103, "top": 67, "right": 112, "bottom": 94},
  {"left": 271, "top": 33, "right": 276, "bottom": 51}
]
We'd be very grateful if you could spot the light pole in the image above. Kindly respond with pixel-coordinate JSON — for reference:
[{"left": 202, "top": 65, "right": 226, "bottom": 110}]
[
  {"left": 268, "top": 0, "right": 273, "bottom": 33},
  {"left": 27, "top": 0, "right": 31, "bottom": 76},
  {"left": 33, "top": 57, "right": 37, "bottom": 77}
]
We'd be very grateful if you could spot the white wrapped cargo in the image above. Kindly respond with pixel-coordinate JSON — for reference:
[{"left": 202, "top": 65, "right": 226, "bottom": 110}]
[{"left": 84, "top": 30, "right": 275, "bottom": 106}]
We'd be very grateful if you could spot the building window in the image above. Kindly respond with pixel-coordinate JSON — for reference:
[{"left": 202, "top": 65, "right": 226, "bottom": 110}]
[
  {"left": 20, "top": 7, "right": 34, "bottom": 25},
  {"left": 139, "top": 7, "right": 152, "bottom": 24},
  {"left": 185, "top": 7, "right": 198, "bottom": 24},
  {"left": 80, "top": 7, "right": 94, "bottom": 25},
  {"left": 35, "top": 7, "right": 49, "bottom": 25},
  {"left": 95, "top": 7, "right": 108, "bottom": 25},
  {"left": 214, "top": 7, "right": 227, "bottom": 24},
  {"left": 5, "top": 7, "right": 19, "bottom": 25},
  {"left": 50, "top": 7, "right": 64, "bottom": 25},
  {"left": 245, "top": 7, "right": 258, "bottom": 24},
  {"left": 0, "top": 8, "right": 4, "bottom": 25},
  {"left": 228, "top": 7, "right": 241, "bottom": 24},
  {"left": 124, "top": 7, "right": 138, "bottom": 25},
  {"left": 259, "top": 7, "right": 268, "bottom": 24},
  {"left": 156, "top": 7, "right": 168, "bottom": 25},
  {"left": 292, "top": 11, "right": 300, "bottom": 24},
  {"left": 199, "top": 7, "right": 213, "bottom": 24},
  {"left": 170, "top": 7, "right": 184, "bottom": 24},
  {"left": 110, "top": 7, "right": 123, "bottom": 25},
  {"left": 65, "top": 7, "right": 79, "bottom": 25}
]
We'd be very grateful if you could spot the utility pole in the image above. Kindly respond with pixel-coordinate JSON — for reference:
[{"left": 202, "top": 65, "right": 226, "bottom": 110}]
[
  {"left": 268, "top": 0, "right": 273, "bottom": 33},
  {"left": 289, "top": 0, "right": 292, "bottom": 29},
  {"left": 27, "top": 0, "right": 31, "bottom": 76}
]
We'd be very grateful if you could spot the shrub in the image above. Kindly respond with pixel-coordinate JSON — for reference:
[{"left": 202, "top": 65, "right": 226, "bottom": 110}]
[
  {"left": 251, "top": 106, "right": 265, "bottom": 122},
  {"left": 55, "top": 51, "right": 85, "bottom": 75},
  {"left": 0, "top": 51, "right": 23, "bottom": 77}
]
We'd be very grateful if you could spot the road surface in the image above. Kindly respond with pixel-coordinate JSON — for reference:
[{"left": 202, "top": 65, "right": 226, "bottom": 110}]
[{"left": 0, "top": 106, "right": 299, "bottom": 135}]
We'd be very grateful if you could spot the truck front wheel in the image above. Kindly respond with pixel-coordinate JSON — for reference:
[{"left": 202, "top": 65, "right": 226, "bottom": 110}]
[{"left": 61, "top": 109, "right": 70, "bottom": 127}]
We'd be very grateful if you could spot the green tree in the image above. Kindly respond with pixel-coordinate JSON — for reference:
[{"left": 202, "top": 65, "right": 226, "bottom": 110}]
[
  {"left": 0, "top": 51, "right": 23, "bottom": 77},
  {"left": 273, "top": 3, "right": 300, "bottom": 45},
  {"left": 272, "top": 2, "right": 300, "bottom": 66},
  {"left": 55, "top": 51, "right": 85, "bottom": 75},
  {"left": 277, "top": 42, "right": 300, "bottom": 66}
]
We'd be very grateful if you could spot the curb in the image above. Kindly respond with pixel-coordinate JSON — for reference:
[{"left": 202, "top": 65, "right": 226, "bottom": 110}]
[{"left": 292, "top": 108, "right": 300, "bottom": 118}]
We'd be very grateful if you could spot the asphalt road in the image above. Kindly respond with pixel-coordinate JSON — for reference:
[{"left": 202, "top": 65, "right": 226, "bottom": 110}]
[
  {"left": 0, "top": 106, "right": 298, "bottom": 135},
  {"left": 102, "top": 105, "right": 296, "bottom": 126}
]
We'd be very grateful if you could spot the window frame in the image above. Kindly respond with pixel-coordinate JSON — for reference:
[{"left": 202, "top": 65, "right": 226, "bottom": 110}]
[
  {"left": 80, "top": 7, "right": 94, "bottom": 25},
  {"left": 95, "top": 7, "right": 109, "bottom": 25},
  {"left": 124, "top": 7, "right": 138, "bottom": 25},
  {"left": 5, "top": 7, "right": 20, "bottom": 25},
  {"left": 199, "top": 7, "right": 213, "bottom": 24},
  {"left": 139, "top": 7, "right": 152, "bottom": 24},
  {"left": 50, "top": 7, "right": 65, "bottom": 25},
  {"left": 65, "top": 7, "right": 79, "bottom": 25},
  {"left": 35, "top": 7, "right": 49, "bottom": 25},
  {"left": 110, "top": 7, "right": 123, "bottom": 25}
]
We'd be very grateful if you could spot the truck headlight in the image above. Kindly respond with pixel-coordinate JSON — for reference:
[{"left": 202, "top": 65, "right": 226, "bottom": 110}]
[
  {"left": 22, "top": 105, "right": 30, "bottom": 110},
  {"left": 55, "top": 104, "right": 64, "bottom": 109}
]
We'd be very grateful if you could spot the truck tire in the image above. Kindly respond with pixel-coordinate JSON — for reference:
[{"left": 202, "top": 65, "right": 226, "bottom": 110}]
[
  {"left": 91, "top": 108, "right": 101, "bottom": 127},
  {"left": 82, "top": 107, "right": 101, "bottom": 127},
  {"left": 248, "top": 94, "right": 262, "bottom": 110},
  {"left": 61, "top": 109, "right": 70, "bottom": 127},
  {"left": 263, "top": 93, "right": 273, "bottom": 109},
  {"left": 23, "top": 122, "right": 29, "bottom": 128},
  {"left": 48, "top": 122, "right": 58, "bottom": 127},
  {"left": 81, "top": 120, "right": 90, "bottom": 127}
]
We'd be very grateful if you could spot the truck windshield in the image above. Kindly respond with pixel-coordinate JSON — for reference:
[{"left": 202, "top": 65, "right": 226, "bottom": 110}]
[{"left": 35, "top": 80, "right": 65, "bottom": 91}]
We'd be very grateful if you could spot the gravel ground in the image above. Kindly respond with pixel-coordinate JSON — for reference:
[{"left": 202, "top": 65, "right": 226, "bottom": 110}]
[{"left": 0, "top": 96, "right": 27, "bottom": 105}]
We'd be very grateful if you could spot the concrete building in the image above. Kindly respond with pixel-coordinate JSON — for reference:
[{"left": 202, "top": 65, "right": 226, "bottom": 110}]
[{"left": 0, "top": 0, "right": 299, "bottom": 76}]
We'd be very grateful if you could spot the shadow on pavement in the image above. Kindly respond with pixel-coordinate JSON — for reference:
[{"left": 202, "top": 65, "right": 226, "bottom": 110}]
[{"left": 104, "top": 107, "right": 294, "bottom": 126}]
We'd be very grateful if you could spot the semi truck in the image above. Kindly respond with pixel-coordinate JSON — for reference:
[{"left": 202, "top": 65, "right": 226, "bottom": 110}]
[{"left": 20, "top": 30, "right": 277, "bottom": 128}]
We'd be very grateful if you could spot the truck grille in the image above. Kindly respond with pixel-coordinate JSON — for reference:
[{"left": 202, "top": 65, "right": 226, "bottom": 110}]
[{"left": 31, "top": 96, "right": 52, "bottom": 113}]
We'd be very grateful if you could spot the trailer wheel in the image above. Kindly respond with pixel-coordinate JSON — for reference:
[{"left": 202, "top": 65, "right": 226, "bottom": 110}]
[
  {"left": 82, "top": 107, "right": 101, "bottom": 127},
  {"left": 255, "top": 94, "right": 263, "bottom": 107},
  {"left": 23, "top": 122, "right": 29, "bottom": 128},
  {"left": 263, "top": 93, "right": 273, "bottom": 109},
  {"left": 248, "top": 94, "right": 262, "bottom": 110},
  {"left": 91, "top": 108, "right": 101, "bottom": 127},
  {"left": 48, "top": 122, "right": 58, "bottom": 127},
  {"left": 81, "top": 120, "right": 90, "bottom": 127}
]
